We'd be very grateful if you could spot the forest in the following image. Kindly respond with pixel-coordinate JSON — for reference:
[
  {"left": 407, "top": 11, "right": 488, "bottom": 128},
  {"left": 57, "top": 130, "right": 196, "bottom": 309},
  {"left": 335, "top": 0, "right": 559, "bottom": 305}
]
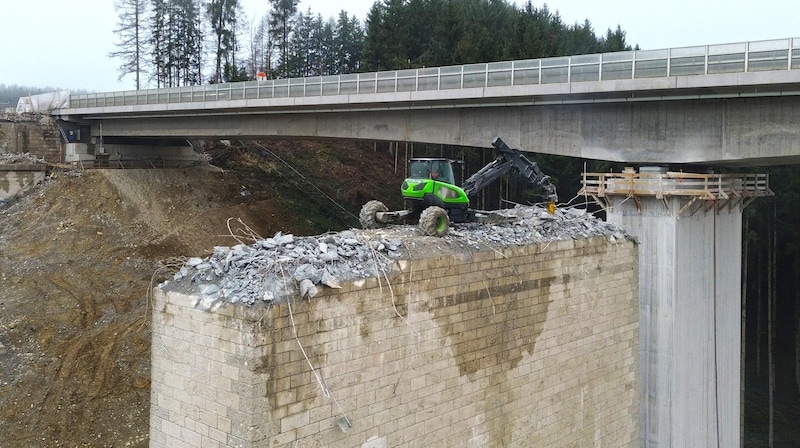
[
  {"left": 2, "top": 0, "right": 797, "bottom": 444},
  {"left": 105, "top": 0, "right": 633, "bottom": 88}
]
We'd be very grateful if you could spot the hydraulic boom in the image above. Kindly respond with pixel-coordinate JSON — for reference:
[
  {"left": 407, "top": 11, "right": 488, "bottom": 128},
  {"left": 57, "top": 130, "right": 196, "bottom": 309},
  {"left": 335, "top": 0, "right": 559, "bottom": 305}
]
[{"left": 461, "top": 137, "right": 558, "bottom": 202}]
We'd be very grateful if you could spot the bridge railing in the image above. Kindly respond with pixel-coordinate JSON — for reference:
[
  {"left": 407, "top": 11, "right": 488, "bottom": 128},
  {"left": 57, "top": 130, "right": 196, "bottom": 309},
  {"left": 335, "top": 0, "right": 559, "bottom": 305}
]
[{"left": 70, "top": 37, "right": 800, "bottom": 109}]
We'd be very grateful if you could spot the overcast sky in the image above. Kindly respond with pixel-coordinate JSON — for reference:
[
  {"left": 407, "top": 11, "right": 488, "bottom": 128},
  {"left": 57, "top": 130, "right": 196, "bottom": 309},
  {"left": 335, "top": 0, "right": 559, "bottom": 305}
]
[{"left": 0, "top": 0, "right": 796, "bottom": 92}]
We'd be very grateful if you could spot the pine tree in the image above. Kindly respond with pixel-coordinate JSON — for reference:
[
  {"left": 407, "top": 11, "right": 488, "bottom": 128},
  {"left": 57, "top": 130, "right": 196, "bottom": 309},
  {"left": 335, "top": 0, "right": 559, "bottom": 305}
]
[
  {"left": 305, "top": 14, "right": 327, "bottom": 76},
  {"left": 173, "top": 0, "right": 203, "bottom": 86},
  {"left": 334, "top": 11, "right": 364, "bottom": 74},
  {"left": 600, "top": 25, "right": 632, "bottom": 52},
  {"left": 563, "top": 20, "right": 600, "bottom": 56},
  {"left": 110, "top": 0, "right": 148, "bottom": 89},
  {"left": 149, "top": 0, "right": 169, "bottom": 87},
  {"left": 318, "top": 17, "right": 337, "bottom": 75},
  {"left": 207, "top": 0, "right": 241, "bottom": 83},
  {"left": 287, "top": 8, "right": 315, "bottom": 77},
  {"left": 362, "top": 2, "right": 387, "bottom": 71},
  {"left": 269, "top": 0, "right": 299, "bottom": 78},
  {"left": 149, "top": 0, "right": 204, "bottom": 87},
  {"left": 363, "top": 0, "right": 407, "bottom": 71}
]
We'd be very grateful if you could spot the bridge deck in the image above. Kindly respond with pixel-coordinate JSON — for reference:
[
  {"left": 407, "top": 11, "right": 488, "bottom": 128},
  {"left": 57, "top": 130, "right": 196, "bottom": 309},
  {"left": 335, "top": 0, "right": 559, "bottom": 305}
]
[{"left": 64, "top": 37, "right": 800, "bottom": 112}]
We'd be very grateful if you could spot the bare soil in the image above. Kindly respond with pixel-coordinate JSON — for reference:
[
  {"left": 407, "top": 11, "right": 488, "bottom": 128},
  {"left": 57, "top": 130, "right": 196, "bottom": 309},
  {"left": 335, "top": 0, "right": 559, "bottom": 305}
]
[{"left": 0, "top": 140, "right": 405, "bottom": 447}]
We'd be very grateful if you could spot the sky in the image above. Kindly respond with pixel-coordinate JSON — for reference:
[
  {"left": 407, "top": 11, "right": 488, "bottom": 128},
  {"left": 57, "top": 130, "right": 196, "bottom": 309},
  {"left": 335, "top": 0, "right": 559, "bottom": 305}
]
[{"left": 0, "top": 0, "right": 796, "bottom": 92}]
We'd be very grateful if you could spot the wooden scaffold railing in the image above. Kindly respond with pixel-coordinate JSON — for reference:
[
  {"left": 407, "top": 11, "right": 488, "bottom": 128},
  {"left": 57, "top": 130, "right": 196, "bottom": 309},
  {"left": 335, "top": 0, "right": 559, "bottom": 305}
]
[{"left": 579, "top": 170, "right": 774, "bottom": 217}]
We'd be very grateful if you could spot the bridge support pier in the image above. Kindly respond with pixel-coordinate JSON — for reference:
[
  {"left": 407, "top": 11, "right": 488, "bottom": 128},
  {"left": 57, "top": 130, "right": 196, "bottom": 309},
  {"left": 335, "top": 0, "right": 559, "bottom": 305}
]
[
  {"left": 609, "top": 196, "right": 740, "bottom": 447},
  {"left": 581, "top": 169, "right": 772, "bottom": 447}
]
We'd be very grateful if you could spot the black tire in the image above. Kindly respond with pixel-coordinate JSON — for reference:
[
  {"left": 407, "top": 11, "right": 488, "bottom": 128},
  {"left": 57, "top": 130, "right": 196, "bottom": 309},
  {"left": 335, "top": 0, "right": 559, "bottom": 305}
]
[
  {"left": 359, "top": 200, "right": 388, "bottom": 229},
  {"left": 418, "top": 206, "right": 450, "bottom": 237}
]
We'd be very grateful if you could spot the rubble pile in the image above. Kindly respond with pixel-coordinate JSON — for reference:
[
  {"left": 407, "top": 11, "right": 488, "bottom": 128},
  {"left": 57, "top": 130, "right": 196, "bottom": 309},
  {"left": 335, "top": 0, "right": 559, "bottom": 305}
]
[
  {"left": 163, "top": 204, "right": 630, "bottom": 307},
  {"left": 165, "top": 230, "right": 402, "bottom": 307},
  {"left": 0, "top": 152, "right": 47, "bottom": 165},
  {"left": 456, "top": 206, "right": 628, "bottom": 246}
]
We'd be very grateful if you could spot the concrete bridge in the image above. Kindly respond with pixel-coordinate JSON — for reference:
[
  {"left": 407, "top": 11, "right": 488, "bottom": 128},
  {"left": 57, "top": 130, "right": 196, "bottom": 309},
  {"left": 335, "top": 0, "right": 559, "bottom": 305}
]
[
  {"left": 54, "top": 37, "right": 800, "bottom": 166},
  {"left": 47, "top": 37, "right": 796, "bottom": 447}
]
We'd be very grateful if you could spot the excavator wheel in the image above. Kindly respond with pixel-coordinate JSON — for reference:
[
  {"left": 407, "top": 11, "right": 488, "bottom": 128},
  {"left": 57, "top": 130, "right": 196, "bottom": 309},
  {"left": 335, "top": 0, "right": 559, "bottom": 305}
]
[
  {"left": 359, "top": 200, "right": 388, "bottom": 229},
  {"left": 418, "top": 206, "right": 450, "bottom": 237}
]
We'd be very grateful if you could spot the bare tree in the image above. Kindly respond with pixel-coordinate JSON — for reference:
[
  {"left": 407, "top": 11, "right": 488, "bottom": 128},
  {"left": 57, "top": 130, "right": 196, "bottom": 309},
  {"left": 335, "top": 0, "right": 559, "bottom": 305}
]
[
  {"left": 248, "top": 15, "right": 274, "bottom": 79},
  {"left": 110, "top": 0, "right": 148, "bottom": 89}
]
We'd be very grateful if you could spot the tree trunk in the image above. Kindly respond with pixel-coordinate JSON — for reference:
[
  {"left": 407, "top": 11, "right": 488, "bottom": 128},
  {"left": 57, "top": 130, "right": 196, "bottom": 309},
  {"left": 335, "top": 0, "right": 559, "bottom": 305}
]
[
  {"left": 758, "top": 240, "right": 763, "bottom": 378},
  {"left": 769, "top": 202, "right": 775, "bottom": 448},
  {"left": 404, "top": 143, "right": 408, "bottom": 178},
  {"left": 392, "top": 142, "right": 397, "bottom": 174}
]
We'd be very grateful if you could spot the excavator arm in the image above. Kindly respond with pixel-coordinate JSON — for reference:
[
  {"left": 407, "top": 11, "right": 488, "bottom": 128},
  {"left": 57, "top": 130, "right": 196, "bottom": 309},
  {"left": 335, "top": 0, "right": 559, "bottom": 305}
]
[{"left": 461, "top": 137, "right": 558, "bottom": 203}]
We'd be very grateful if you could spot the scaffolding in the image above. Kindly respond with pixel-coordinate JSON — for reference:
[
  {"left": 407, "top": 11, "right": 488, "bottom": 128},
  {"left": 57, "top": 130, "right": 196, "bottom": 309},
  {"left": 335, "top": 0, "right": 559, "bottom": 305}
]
[{"left": 579, "top": 169, "right": 774, "bottom": 217}]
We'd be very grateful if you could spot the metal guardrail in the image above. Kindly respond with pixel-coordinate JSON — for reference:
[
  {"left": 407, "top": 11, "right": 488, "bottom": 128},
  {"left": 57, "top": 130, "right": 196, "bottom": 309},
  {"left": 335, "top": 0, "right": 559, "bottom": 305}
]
[
  {"left": 579, "top": 171, "right": 773, "bottom": 216},
  {"left": 69, "top": 37, "right": 800, "bottom": 109}
]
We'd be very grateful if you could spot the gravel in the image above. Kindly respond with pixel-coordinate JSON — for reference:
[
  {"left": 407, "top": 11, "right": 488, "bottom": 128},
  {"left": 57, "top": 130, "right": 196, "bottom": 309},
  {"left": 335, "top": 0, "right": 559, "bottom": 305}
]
[{"left": 162, "top": 204, "right": 631, "bottom": 308}]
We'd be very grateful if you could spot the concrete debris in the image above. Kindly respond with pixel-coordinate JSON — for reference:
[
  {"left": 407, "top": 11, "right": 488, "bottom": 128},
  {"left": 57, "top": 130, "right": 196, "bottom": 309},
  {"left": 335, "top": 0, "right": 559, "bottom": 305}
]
[
  {"left": 0, "top": 111, "right": 53, "bottom": 124},
  {"left": 456, "top": 206, "right": 629, "bottom": 247},
  {"left": 0, "top": 153, "right": 47, "bottom": 165},
  {"left": 164, "top": 230, "right": 400, "bottom": 307},
  {"left": 162, "top": 204, "right": 630, "bottom": 308}
]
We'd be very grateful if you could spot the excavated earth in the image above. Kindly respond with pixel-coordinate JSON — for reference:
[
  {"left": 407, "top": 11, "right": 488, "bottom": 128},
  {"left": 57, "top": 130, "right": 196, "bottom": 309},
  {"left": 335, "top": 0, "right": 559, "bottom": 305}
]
[{"left": 0, "top": 141, "right": 405, "bottom": 447}]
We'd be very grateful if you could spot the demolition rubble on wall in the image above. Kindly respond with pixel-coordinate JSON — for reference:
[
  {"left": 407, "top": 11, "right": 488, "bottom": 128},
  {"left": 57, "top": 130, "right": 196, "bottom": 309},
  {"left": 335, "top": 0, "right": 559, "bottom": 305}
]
[{"left": 163, "top": 204, "right": 631, "bottom": 307}]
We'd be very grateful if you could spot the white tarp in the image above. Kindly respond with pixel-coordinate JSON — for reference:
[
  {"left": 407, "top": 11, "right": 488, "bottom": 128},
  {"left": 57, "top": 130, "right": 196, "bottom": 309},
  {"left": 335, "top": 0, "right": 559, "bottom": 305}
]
[{"left": 16, "top": 91, "right": 70, "bottom": 114}]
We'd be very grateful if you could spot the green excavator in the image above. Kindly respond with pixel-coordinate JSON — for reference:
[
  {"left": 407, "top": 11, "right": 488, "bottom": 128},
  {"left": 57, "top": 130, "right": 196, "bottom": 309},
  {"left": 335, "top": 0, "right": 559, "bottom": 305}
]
[{"left": 359, "top": 137, "right": 558, "bottom": 236}]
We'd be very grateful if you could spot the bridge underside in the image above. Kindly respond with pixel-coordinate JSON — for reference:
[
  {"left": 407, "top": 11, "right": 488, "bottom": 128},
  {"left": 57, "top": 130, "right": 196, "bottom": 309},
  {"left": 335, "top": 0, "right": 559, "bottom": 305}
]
[{"left": 85, "top": 95, "right": 800, "bottom": 166}]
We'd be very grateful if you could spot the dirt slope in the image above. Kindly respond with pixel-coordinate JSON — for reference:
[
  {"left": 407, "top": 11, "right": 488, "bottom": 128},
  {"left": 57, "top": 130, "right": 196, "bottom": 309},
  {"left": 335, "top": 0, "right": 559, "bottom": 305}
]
[{"left": 0, "top": 141, "right": 404, "bottom": 447}]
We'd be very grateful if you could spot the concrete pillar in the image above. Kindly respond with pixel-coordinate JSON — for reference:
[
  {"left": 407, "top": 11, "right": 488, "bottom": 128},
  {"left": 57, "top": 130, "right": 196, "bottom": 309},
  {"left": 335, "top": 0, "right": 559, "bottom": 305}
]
[{"left": 608, "top": 196, "right": 741, "bottom": 448}]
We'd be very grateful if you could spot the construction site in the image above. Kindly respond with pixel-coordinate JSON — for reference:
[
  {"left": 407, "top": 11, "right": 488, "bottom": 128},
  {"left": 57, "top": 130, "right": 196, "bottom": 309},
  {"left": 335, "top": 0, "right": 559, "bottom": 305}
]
[{"left": 0, "top": 114, "right": 790, "bottom": 447}]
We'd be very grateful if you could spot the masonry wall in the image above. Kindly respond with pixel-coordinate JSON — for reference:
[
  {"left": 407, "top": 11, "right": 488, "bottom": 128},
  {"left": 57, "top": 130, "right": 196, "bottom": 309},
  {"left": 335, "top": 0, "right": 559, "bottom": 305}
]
[
  {"left": 0, "top": 116, "right": 61, "bottom": 161},
  {"left": 150, "top": 237, "right": 640, "bottom": 448}
]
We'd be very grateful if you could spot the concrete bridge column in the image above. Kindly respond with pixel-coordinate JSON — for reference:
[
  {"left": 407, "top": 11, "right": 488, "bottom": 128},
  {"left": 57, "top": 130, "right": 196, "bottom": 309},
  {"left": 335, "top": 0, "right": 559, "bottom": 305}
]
[
  {"left": 609, "top": 196, "right": 740, "bottom": 447},
  {"left": 582, "top": 169, "right": 772, "bottom": 447}
]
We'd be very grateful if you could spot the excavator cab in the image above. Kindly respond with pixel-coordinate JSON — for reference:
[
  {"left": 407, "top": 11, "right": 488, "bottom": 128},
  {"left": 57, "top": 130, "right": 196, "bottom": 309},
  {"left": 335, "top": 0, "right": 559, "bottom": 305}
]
[
  {"left": 401, "top": 158, "right": 471, "bottom": 220},
  {"left": 408, "top": 159, "right": 456, "bottom": 184}
]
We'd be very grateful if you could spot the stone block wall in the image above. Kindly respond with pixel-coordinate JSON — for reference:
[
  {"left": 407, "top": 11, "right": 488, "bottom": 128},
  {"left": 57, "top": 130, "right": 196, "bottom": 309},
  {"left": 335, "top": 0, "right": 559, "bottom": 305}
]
[
  {"left": 0, "top": 116, "right": 62, "bottom": 161},
  {"left": 150, "top": 237, "right": 639, "bottom": 447}
]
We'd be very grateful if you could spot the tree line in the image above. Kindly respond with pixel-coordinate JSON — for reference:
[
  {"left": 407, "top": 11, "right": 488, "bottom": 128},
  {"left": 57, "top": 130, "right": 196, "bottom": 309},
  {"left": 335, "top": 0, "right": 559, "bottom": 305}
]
[
  {"left": 111, "top": 0, "right": 368, "bottom": 88},
  {"left": 111, "top": 0, "right": 635, "bottom": 89}
]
